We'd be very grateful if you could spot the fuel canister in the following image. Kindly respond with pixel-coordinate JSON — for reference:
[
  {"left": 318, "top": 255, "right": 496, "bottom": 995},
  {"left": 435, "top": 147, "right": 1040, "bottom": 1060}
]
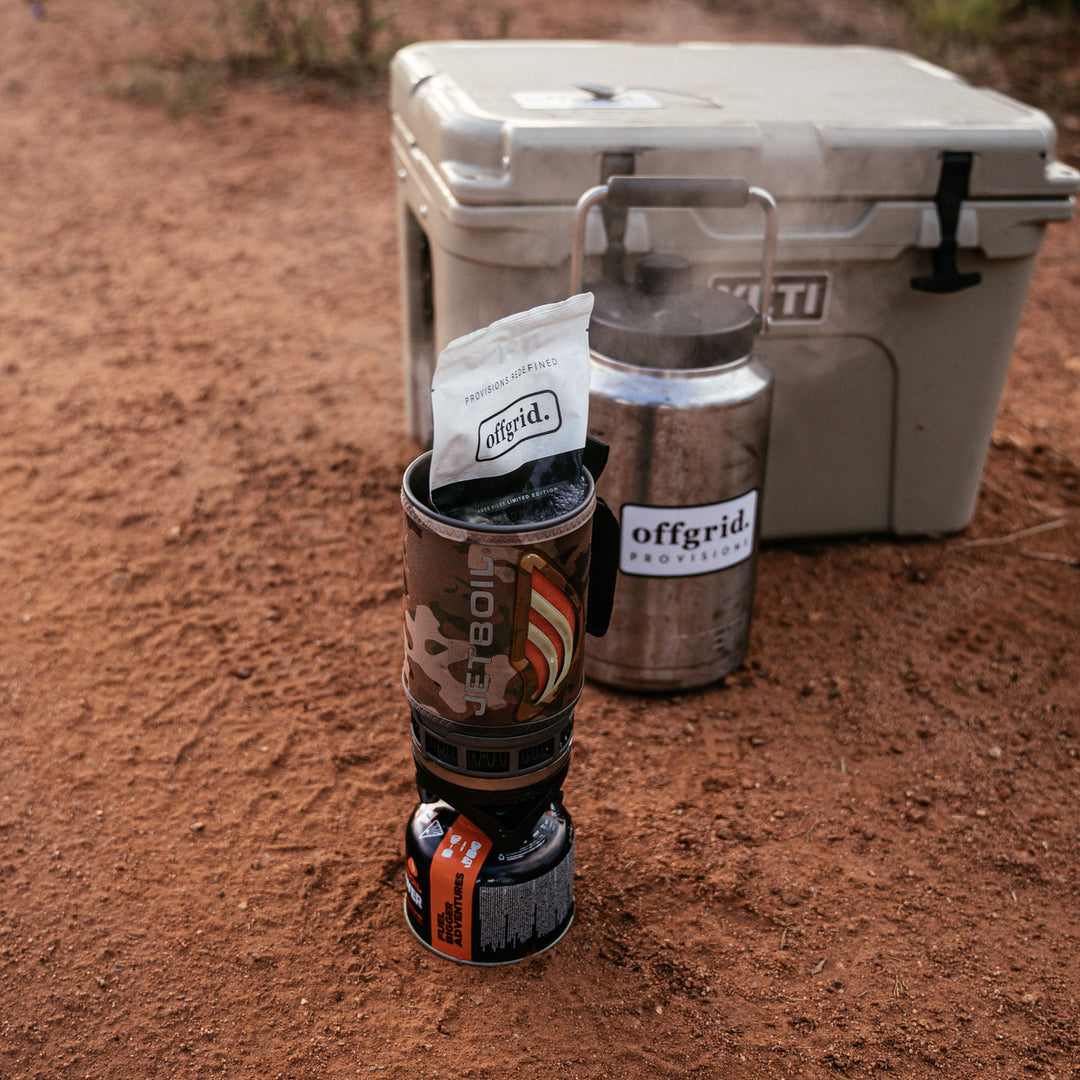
[{"left": 404, "top": 799, "right": 575, "bottom": 965}]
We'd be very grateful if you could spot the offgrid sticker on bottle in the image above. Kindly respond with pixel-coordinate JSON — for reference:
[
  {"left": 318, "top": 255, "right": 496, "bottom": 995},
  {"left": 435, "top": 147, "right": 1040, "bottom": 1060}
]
[{"left": 619, "top": 491, "right": 758, "bottom": 577}]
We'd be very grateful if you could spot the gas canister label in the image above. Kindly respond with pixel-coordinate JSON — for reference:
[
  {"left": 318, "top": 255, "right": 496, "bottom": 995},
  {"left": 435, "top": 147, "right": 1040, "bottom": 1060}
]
[
  {"left": 620, "top": 492, "right": 758, "bottom": 577},
  {"left": 429, "top": 816, "right": 493, "bottom": 963}
]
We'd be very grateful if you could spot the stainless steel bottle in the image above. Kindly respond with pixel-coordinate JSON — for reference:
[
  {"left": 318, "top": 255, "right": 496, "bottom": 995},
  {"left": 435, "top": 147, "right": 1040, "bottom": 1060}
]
[{"left": 572, "top": 177, "right": 777, "bottom": 691}]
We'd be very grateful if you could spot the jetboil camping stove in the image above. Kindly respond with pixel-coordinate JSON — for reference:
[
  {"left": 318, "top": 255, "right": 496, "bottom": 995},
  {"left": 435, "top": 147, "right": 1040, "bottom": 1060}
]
[{"left": 399, "top": 450, "right": 615, "bottom": 964}]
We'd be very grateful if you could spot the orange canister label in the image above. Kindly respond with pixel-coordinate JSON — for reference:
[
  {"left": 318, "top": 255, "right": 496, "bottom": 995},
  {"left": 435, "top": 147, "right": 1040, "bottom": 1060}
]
[{"left": 428, "top": 815, "right": 493, "bottom": 962}]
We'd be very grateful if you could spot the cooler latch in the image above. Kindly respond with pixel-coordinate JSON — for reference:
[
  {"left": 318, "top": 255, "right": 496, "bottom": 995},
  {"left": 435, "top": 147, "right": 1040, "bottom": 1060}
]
[{"left": 911, "top": 151, "right": 982, "bottom": 294}]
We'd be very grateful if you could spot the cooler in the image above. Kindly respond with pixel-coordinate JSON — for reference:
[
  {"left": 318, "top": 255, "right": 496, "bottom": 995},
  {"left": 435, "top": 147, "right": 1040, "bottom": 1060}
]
[{"left": 390, "top": 41, "right": 1078, "bottom": 538}]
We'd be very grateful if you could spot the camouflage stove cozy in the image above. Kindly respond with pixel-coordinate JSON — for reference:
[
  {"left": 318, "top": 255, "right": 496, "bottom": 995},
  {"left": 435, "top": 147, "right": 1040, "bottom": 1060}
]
[{"left": 401, "top": 452, "right": 595, "bottom": 809}]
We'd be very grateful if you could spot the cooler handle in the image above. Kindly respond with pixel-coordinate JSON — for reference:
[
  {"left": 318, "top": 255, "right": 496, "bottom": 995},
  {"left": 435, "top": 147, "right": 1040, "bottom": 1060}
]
[{"left": 570, "top": 176, "right": 779, "bottom": 330}]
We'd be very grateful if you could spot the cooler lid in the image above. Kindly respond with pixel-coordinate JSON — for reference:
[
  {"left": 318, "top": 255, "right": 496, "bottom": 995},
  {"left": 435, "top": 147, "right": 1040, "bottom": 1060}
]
[{"left": 391, "top": 41, "right": 1079, "bottom": 206}]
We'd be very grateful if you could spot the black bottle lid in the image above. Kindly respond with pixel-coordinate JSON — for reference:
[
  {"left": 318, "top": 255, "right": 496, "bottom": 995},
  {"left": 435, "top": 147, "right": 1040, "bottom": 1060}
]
[{"left": 589, "top": 253, "right": 759, "bottom": 370}]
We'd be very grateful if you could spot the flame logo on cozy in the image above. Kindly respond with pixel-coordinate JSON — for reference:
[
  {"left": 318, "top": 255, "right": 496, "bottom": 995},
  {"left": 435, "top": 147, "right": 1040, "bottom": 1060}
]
[{"left": 513, "top": 553, "right": 579, "bottom": 707}]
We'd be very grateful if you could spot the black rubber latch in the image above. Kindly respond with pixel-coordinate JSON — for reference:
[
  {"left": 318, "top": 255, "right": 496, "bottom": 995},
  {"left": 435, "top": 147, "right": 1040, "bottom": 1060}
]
[{"left": 911, "top": 151, "right": 983, "bottom": 294}]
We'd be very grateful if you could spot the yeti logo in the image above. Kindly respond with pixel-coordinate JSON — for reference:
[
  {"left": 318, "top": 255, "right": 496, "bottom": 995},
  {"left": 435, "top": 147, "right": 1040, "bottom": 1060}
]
[
  {"left": 476, "top": 391, "right": 562, "bottom": 462},
  {"left": 709, "top": 272, "right": 830, "bottom": 323}
]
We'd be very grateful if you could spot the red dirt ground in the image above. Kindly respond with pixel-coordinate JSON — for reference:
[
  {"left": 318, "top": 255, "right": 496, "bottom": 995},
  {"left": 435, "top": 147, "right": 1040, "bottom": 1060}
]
[{"left": 1, "top": 2, "right": 1078, "bottom": 1078}]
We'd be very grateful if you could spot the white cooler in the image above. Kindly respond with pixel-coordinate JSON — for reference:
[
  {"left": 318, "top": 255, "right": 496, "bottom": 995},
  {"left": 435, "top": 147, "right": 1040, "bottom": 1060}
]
[{"left": 390, "top": 41, "right": 1078, "bottom": 538}]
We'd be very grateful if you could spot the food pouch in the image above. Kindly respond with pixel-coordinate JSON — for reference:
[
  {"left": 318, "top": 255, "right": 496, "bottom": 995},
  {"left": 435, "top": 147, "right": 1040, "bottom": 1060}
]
[{"left": 429, "top": 294, "right": 594, "bottom": 525}]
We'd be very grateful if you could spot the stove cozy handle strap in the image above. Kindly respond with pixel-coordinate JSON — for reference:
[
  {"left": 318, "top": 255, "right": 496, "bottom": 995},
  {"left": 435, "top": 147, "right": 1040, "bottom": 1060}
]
[
  {"left": 585, "top": 496, "right": 620, "bottom": 639},
  {"left": 582, "top": 435, "right": 618, "bottom": 639}
]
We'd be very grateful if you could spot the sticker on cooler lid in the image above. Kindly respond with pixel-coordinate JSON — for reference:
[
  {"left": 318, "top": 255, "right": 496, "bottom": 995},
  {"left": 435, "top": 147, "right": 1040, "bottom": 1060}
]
[
  {"left": 429, "top": 814, "right": 492, "bottom": 962},
  {"left": 512, "top": 90, "right": 662, "bottom": 110},
  {"left": 620, "top": 492, "right": 758, "bottom": 578}
]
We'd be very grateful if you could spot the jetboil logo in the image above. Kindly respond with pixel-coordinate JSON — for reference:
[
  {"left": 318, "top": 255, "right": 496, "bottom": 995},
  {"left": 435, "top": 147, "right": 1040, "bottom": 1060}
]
[
  {"left": 620, "top": 491, "right": 758, "bottom": 577},
  {"left": 513, "top": 553, "right": 579, "bottom": 707},
  {"left": 453, "top": 538, "right": 585, "bottom": 723},
  {"left": 476, "top": 391, "right": 562, "bottom": 462}
]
